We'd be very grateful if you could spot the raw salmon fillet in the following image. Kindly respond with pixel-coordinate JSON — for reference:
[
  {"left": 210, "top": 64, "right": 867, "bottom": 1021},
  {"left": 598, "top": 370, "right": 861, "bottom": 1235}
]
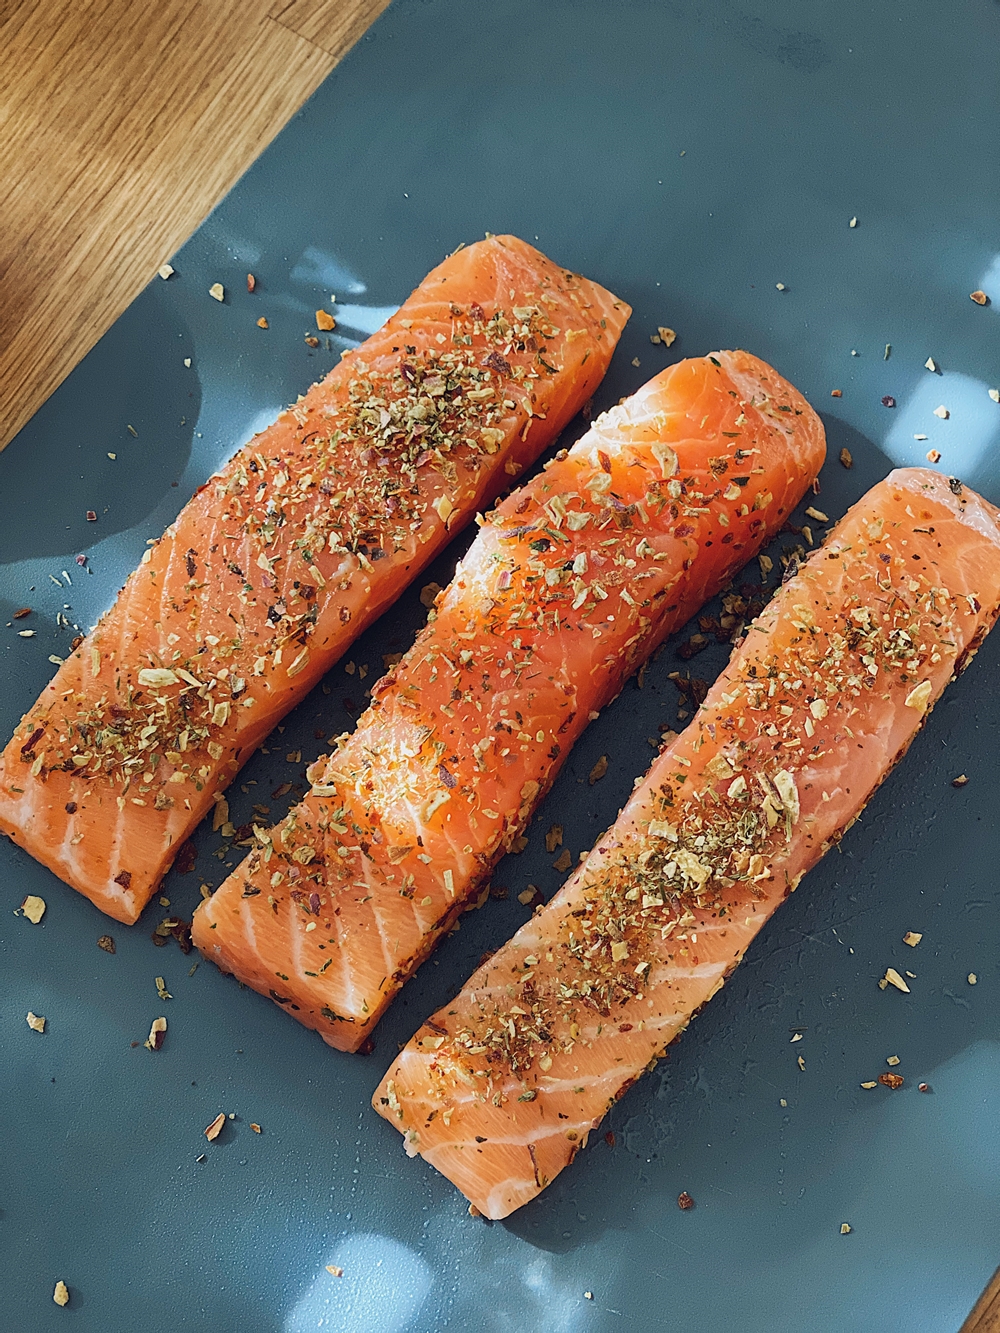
[
  {"left": 193, "top": 351, "right": 825, "bottom": 1046},
  {"left": 0, "top": 236, "right": 627, "bottom": 923},
  {"left": 374, "top": 468, "right": 1000, "bottom": 1218}
]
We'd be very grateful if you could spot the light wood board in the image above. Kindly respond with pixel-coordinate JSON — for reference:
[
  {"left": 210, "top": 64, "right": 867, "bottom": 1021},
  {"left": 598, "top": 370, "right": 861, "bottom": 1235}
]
[{"left": 0, "top": 0, "right": 388, "bottom": 451}]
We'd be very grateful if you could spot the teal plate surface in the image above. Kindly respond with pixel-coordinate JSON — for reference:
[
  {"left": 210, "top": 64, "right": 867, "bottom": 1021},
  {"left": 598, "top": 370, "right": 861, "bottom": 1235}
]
[{"left": 3, "top": 2, "right": 1000, "bottom": 1328}]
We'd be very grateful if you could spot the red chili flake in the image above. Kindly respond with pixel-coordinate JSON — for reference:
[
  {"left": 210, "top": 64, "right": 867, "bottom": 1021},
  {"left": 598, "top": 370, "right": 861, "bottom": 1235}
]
[
  {"left": 952, "top": 774, "right": 969, "bottom": 788},
  {"left": 171, "top": 918, "right": 193, "bottom": 953},
  {"left": 878, "top": 1072, "right": 904, "bottom": 1090},
  {"left": 174, "top": 841, "right": 198, "bottom": 874},
  {"left": 830, "top": 389, "right": 843, "bottom": 398},
  {"left": 75, "top": 554, "right": 87, "bottom": 566},
  {"left": 309, "top": 892, "right": 321, "bottom": 915},
  {"left": 881, "top": 396, "right": 896, "bottom": 408},
  {"left": 12, "top": 607, "right": 31, "bottom": 619},
  {"left": 19, "top": 726, "right": 44, "bottom": 759},
  {"left": 304, "top": 335, "right": 320, "bottom": 348},
  {"left": 598, "top": 450, "right": 613, "bottom": 473},
  {"left": 605, "top": 1130, "right": 616, "bottom": 1148},
  {"left": 247, "top": 273, "right": 256, "bottom": 293},
  {"left": 469, "top": 302, "right": 485, "bottom": 321},
  {"left": 86, "top": 510, "right": 98, "bottom": 522},
  {"left": 70, "top": 635, "right": 83, "bottom": 650},
  {"left": 484, "top": 350, "right": 511, "bottom": 377},
  {"left": 114, "top": 870, "right": 132, "bottom": 889},
  {"left": 839, "top": 447, "right": 853, "bottom": 468},
  {"left": 918, "top": 1082, "right": 932, "bottom": 1093},
  {"left": 677, "top": 1191, "right": 695, "bottom": 1210}
]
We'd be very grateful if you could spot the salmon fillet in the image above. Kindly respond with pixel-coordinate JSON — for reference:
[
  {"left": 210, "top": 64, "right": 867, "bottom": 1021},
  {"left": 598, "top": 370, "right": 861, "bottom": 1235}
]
[
  {"left": 0, "top": 236, "right": 627, "bottom": 924},
  {"left": 193, "top": 351, "right": 825, "bottom": 1047},
  {"left": 373, "top": 468, "right": 1000, "bottom": 1218}
]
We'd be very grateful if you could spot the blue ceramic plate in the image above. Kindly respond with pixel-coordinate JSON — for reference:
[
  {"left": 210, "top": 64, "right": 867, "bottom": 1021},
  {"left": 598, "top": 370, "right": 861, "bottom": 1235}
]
[{"left": 3, "top": 2, "right": 1000, "bottom": 1329}]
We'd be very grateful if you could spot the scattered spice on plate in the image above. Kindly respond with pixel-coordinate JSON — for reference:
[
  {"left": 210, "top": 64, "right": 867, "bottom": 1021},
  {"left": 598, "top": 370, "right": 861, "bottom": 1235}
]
[
  {"left": 968, "top": 973, "right": 978, "bottom": 985},
  {"left": 589, "top": 755, "right": 608, "bottom": 784},
  {"left": 970, "top": 290, "right": 988, "bottom": 305},
  {"left": 797, "top": 1055, "right": 806, "bottom": 1071},
  {"left": 880, "top": 967, "right": 910, "bottom": 993},
  {"left": 884, "top": 345, "right": 892, "bottom": 360},
  {"left": 849, "top": 217, "right": 858, "bottom": 228},
  {"left": 204, "top": 1113, "right": 226, "bottom": 1141},
  {"left": 952, "top": 774, "right": 968, "bottom": 788},
  {"left": 97, "top": 935, "right": 116, "bottom": 953},
  {"left": 933, "top": 404, "right": 949, "bottom": 419},
  {"left": 677, "top": 1191, "right": 695, "bottom": 1210},
  {"left": 517, "top": 886, "right": 542, "bottom": 907},
  {"left": 584, "top": 1290, "right": 594, "bottom": 1300},
  {"left": 250, "top": 1122, "right": 262, "bottom": 1133},
  {"left": 631, "top": 357, "right": 641, "bottom": 367},
  {"left": 315, "top": 309, "right": 336, "bottom": 332},
  {"left": 990, "top": 389, "right": 1000, "bottom": 404},
  {"left": 553, "top": 848, "right": 573, "bottom": 872},
  {"left": 158, "top": 264, "right": 174, "bottom": 280},
  {"left": 86, "top": 510, "right": 97, "bottom": 522},
  {"left": 830, "top": 388, "right": 843, "bottom": 398},
  {"left": 20, "top": 895, "right": 46, "bottom": 924},
  {"left": 879, "top": 1072, "right": 904, "bottom": 1090},
  {"left": 881, "top": 395, "right": 896, "bottom": 408},
  {"left": 605, "top": 1130, "right": 616, "bottom": 1147},
  {"left": 257, "top": 317, "right": 269, "bottom": 329},
  {"left": 926, "top": 450, "right": 941, "bottom": 464},
  {"left": 925, "top": 357, "right": 938, "bottom": 372},
  {"left": 26, "top": 1012, "right": 46, "bottom": 1032},
  {"left": 247, "top": 273, "right": 256, "bottom": 293},
  {"left": 326, "top": 1265, "right": 344, "bottom": 1278},
  {"left": 804, "top": 506, "right": 828, "bottom": 523},
  {"left": 13, "top": 607, "right": 31, "bottom": 619},
  {"left": 18, "top": 629, "right": 35, "bottom": 638},
  {"left": 545, "top": 825, "right": 563, "bottom": 853},
  {"left": 860, "top": 1081, "right": 877, "bottom": 1089},
  {"left": 304, "top": 334, "right": 320, "bottom": 347},
  {"left": 886, "top": 1055, "right": 900, "bottom": 1067},
  {"left": 775, "top": 282, "right": 786, "bottom": 291},
  {"left": 839, "top": 447, "right": 852, "bottom": 467},
  {"left": 209, "top": 283, "right": 225, "bottom": 302},
  {"left": 918, "top": 1083, "right": 931, "bottom": 1093},
  {"left": 155, "top": 976, "right": 172, "bottom": 1000},
  {"left": 903, "top": 931, "right": 922, "bottom": 947},
  {"left": 840, "top": 1223, "right": 852, "bottom": 1235},
  {"left": 53, "top": 1280, "right": 70, "bottom": 1307},
  {"left": 650, "top": 326, "right": 677, "bottom": 346},
  {"left": 144, "top": 1017, "right": 167, "bottom": 1051}
]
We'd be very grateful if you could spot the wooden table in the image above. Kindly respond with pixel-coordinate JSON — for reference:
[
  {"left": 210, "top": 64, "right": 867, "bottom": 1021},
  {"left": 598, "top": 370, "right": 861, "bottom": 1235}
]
[
  {"left": 0, "top": 0, "right": 387, "bottom": 452},
  {"left": 0, "top": 4, "right": 997, "bottom": 1327}
]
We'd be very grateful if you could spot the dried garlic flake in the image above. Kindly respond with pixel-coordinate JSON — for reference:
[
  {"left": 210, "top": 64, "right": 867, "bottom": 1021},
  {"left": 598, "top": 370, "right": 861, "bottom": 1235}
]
[
  {"left": 53, "top": 1280, "right": 70, "bottom": 1306},
  {"left": 205, "top": 1113, "right": 227, "bottom": 1141},
  {"left": 26, "top": 1011, "right": 46, "bottom": 1032},
  {"left": 21, "top": 895, "right": 46, "bottom": 924},
  {"left": 144, "top": 1016, "right": 167, "bottom": 1051},
  {"left": 882, "top": 967, "right": 911, "bottom": 994}
]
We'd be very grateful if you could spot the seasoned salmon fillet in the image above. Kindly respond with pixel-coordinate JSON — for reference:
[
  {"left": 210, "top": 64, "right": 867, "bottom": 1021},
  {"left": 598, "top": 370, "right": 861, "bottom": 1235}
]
[
  {"left": 374, "top": 468, "right": 1000, "bottom": 1218},
  {"left": 0, "top": 236, "right": 627, "bottom": 923},
  {"left": 193, "top": 351, "right": 825, "bottom": 1046}
]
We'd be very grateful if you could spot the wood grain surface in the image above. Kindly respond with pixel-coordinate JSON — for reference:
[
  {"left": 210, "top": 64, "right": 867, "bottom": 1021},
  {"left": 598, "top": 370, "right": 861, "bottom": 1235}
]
[
  {"left": 0, "top": 0, "right": 388, "bottom": 452},
  {"left": 963, "top": 1268, "right": 1000, "bottom": 1332}
]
